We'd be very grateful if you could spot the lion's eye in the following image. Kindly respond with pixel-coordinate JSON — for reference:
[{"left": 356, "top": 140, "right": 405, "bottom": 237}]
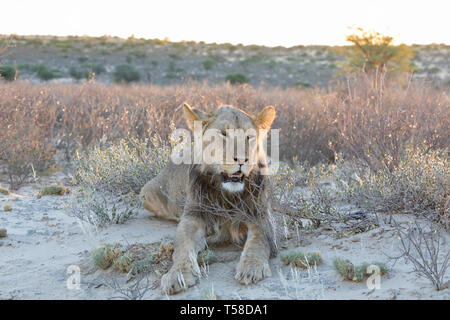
[{"left": 221, "top": 130, "right": 227, "bottom": 137}]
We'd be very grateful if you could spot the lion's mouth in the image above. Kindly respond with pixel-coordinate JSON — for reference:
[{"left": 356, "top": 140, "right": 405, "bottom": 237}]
[{"left": 221, "top": 171, "right": 244, "bottom": 183}]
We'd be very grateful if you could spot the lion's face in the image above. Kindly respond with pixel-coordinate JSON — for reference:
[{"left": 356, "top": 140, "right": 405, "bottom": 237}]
[{"left": 184, "top": 104, "right": 276, "bottom": 193}]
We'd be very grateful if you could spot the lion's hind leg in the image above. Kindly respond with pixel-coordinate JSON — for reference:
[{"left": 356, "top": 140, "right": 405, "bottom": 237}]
[{"left": 140, "top": 181, "right": 179, "bottom": 222}]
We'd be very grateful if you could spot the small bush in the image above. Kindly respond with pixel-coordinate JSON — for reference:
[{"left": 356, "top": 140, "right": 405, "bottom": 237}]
[
  {"left": 225, "top": 73, "right": 250, "bottom": 84},
  {"left": 69, "top": 66, "right": 89, "bottom": 80},
  {"left": 86, "top": 63, "right": 106, "bottom": 75},
  {"left": 38, "top": 183, "right": 69, "bottom": 198},
  {"left": 92, "top": 244, "right": 122, "bottom": 269},
  {"left": 113, "top": 64, "right": 140, "bottom": 83},
  {"left": 390, "top": 219, "right": 449, "bottom": 290},
  {"left": 0, "top": 65, "right": 18, "bottom": 81},
  {"left": 333, "top": 258, "right": 387, "bottom": 282},
  {"left": 69, "top": 137, "right": 170, "bottom": 226},
  {"left": 33, "top": 64, "right": 60, "bottom": 81},
  {"left": 202, "top": 58, "right": 215, "bottom": 70},
  {"left": 346, "top": 148, "right": 449, "bottom": 220},
  {"left": 0, "top": 185, "right": 10, "bottom": 195},
  {"left": 280, "top": 249, "right": 323, "bottom": 269}
]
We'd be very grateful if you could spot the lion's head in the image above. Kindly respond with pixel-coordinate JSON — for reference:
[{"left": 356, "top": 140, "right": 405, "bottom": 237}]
[{"left": 183, "top": 103, "right": 276, "bottom": 193}]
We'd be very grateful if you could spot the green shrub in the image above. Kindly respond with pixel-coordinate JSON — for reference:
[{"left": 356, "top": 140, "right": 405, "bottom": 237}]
[
  {"left": 225, "top": 73, "right": 250, "bottom": 84},
  {"left": 92, "top": 244, "right": 122, "bottom": 269},
  {"left": 78, "top": 56, "right": 89, "bottom": 63},
  {"left": 293, "top": 80, "right": 311, "bottom": 88},
  {"left": 113, "top": 64, "right": 141, "bottom": 83},
  {"left": 0, "top": 65, "right": 18, "bottom": 81},
  {"left": 202, "top": 58, "right": 215, "bottom": 70},
  {"left": 86, "top": 63, "right": 106, "bottom": 75},
  {"left": 69, "top": 66, "right": 89, "bottom": 80},
  {"left": 33, "top": 64, "right": 60, "bottom": 81}
]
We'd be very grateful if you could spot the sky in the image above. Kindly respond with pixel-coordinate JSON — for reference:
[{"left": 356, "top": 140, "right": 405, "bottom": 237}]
[{"left": 1, "top": 0, "right": 449, "bottom": 46}]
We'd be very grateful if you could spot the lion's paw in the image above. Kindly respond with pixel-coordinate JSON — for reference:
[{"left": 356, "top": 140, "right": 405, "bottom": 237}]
[
  {"left": 160, "top": 265, "right": 197, "bottom": 295},
  {"left": 235, "top": 257, "right": 271, "bottom": 285}
]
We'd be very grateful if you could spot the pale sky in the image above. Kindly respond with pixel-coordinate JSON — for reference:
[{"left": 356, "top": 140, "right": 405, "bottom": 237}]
[{"left": 1, "top": 0, "right": 449, "bottom": 46}]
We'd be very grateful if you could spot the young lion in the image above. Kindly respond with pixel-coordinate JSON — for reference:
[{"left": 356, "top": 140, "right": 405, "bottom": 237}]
[{"left": 140, "top": 103, "right": 277, "bottom": 294}]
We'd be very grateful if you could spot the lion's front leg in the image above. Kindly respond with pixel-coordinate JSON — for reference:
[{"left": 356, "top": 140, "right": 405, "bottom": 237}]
[
  {"left": 161, "top": 214, "right": 206, "bottom": 295},
  {"left": 235, "top": 223, "right": 271, "bottom": 285}
]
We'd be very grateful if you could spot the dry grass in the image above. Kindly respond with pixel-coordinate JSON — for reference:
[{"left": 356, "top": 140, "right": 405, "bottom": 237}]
[{"left": 0, "top": 74, "right": 448, "bottom": 190}]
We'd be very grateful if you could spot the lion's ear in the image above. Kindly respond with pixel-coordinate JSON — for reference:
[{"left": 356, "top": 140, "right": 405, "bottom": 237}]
[
  {"left": 183, "top": 103, "right": 203, "bottom": 131},
  {"left": 255, "top": 106, "right": 276, "bottom": 130}
]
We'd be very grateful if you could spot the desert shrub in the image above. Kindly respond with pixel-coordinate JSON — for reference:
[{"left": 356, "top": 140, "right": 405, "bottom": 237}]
[
  {"left": 330, "top": 74, "right": 449, "bottom": 172},
  {"left": 280, "top": 249, "right": 322, "bottom": 269},
  {"left": 69, "top": 136, "right": 170, "bottom": 226},
  {"left": 69, "top": 66, "right": 89, "bottom": 80},
  {"left": 0, "top": 65, "right": 18, "bottom": 81},
  {"left": 33, "top": 64, "right": 61, "bottom": 81},
  {"left": 338, "top": 28, "right": 415, "bottom": 76},
  {"left": 225, "top": 73, "right": 250, "bottom": 84},
  {"left": 333, "top": 258, "right": 387, "bottom": 282},
  {"left": 389, "top": 219, "right": 449, "bottom": 290},
  {"left": 86, "top": 63, "right": 106, "bottom": 75},
  {"left": 0, "top": 85, "right": 57, "bottom": 189},
  {"left": 271, "top": 162, "right": 341, "bottom": 229},
  {"left": 0, "top": 76, "right": 447, "bottom": 173},
  {"left": 113, "top": 64, "right": 141, "bottom": 83},
  {"left": 202, "top": 58, "right": 215, "bottom": 70},
  {"left": 344, "top": 148, "right": 449, "bottom": 220}
]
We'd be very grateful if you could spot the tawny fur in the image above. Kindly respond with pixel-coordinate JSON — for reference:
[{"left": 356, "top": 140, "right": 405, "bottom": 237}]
[{"left": 140, "top": 104, "right": 277, "bottom": 294}]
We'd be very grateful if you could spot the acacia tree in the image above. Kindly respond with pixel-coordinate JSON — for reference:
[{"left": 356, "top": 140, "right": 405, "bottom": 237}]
[{"left": 341, "top": 28, "right": 415, "bottom": 76}]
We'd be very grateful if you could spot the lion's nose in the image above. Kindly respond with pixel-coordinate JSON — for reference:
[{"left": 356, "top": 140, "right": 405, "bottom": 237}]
[{"left": 234, "top": 158, "right": 248, "bottom": 165}]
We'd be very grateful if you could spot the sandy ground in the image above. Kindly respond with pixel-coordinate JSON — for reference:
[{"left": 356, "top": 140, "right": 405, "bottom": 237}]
[{"left": 0, "top": 175, "right": 448, "bottom": 300}]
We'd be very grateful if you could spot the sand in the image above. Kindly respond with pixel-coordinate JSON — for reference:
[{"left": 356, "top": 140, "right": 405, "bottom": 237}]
[{"left": 0, "top": 175, "right": 448, "bottom": 300}]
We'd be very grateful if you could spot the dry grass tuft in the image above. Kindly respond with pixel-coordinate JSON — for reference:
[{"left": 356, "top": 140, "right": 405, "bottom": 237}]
[
  {"left": 333, "top": 258, "right": 387, "bottom": 282},
  {"left": 280, "top": 249, "right": 323, "bottom": 269}
]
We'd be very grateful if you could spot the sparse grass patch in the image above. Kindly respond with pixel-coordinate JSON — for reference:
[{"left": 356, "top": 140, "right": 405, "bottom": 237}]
[
  {"left": 91, "top": 241, "right": 174, "bottom": 276},
  {"left": 38, "top": 183, "right": 70, "bottom": 198},
  {"left": 333, "top": 258, "right": 387, "bottom": 282},
  {"left": 2, "top": 200, "right": 12, "bottom": 212},
  {"left": 280, "top": 249, "right": 322, "bottom": 269},
  {"left": 0, "top": 185, "right": 10, "bottom": 195}
]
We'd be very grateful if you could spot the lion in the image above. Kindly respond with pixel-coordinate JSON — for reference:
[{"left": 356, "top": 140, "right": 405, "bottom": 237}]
[{"left": 140, "top": 103, "right": 277, "bottom": 294}]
